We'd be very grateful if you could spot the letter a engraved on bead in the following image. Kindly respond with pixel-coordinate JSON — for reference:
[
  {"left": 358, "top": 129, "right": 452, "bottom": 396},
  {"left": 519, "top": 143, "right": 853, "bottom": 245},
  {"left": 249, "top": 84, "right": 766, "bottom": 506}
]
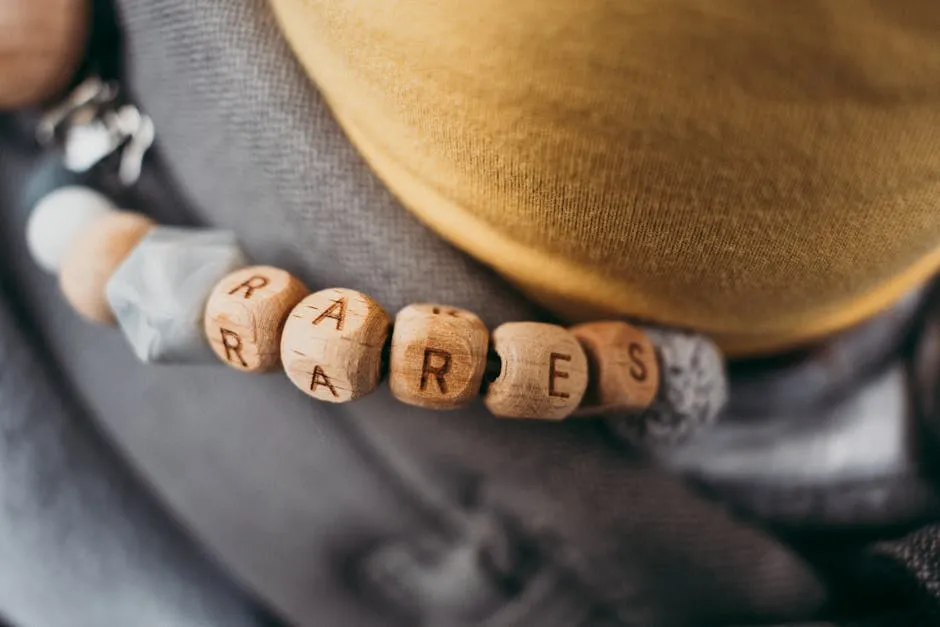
[
  {"left": 628, "top": 342, "right": 648, "bottom": 382},
  {"left": 548, "top": 352, "right": 571, "bottom": 398},
  {"left": 312, "top": 298, "right": 347, "bottom": 331},
  {"left": 310, "top": 365, "right": 339, "bottom": 397},
  {"left": 420, "top": 348, "right": 451, "bottom": 394},
  {"left": 220, "top": 328, "right": 248, "bottom": 368},
  {"left": 228, "top": 275, "right": 269, "bottom": 299}
]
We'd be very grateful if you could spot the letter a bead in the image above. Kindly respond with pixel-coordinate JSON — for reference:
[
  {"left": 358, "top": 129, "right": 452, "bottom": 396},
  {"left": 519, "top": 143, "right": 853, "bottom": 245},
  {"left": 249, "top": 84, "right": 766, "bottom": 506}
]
[
  {"left": 484, "top": 322, "right": 588, "bottom": 420},
  {"left": 389, "top": 304, "right": 489, "bottom": 410},
  {"left": 204, "top": 266, "right": 310, "bottom": 372},
  {"left": 281, "top": 288, "right": 391, "bottom": 402},
  {"left": 570, "top": 321, "right": 660, "bottom": 416}
]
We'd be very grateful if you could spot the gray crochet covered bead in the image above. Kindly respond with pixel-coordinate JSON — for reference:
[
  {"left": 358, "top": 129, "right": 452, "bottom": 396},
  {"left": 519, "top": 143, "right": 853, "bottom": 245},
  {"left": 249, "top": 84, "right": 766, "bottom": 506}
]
[
  {"left": 106, "top": 227, "right": 247, "bottom": 364},
  {"left": 607, "top": 328, "right": 727, "bottom": 447}
]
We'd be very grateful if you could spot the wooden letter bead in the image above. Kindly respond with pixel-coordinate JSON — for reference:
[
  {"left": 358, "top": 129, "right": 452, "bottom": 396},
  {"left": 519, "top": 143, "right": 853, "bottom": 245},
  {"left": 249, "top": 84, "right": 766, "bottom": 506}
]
[
  {"left": 59, "top": 212, "right": 155, "bottom": 325},
  {"left": 0, "top": 0, "right": 89, "bottom": 108},
  {"left": 484, "top": 322, "right": 588, "bottom": 420},
  {"left": 281, "top": 288, "right": 391, "bottom": 402},
  {"left": 204, "top": 266, "right": 309, "bottom": 372},
  {"left": 571, "top": 321, "right": 660, "bottom": 416},
  {"left": 389, "top": 304, "right": 489, "bottom": 410}
]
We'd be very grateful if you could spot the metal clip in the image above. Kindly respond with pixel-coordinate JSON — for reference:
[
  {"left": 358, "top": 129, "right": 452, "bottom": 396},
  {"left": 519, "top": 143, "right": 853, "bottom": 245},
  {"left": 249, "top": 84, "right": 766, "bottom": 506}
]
[
  {"left": 39, "top": 77, "right": 156, "bottom": 187},
  {"left": 36, "top": 77, "right": 118, "bottom": 146}
]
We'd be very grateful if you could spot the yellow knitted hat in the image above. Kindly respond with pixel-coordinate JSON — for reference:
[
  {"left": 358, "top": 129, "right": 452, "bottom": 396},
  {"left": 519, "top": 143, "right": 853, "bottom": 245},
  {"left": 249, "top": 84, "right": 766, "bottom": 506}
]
[{"left": 268, "top": 0, "right": 940, "bottom": 355}]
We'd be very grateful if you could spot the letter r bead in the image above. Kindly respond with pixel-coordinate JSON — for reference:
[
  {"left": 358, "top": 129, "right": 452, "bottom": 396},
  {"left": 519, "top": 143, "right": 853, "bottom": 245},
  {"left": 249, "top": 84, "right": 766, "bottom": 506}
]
[{"left": 389, "top": 304, "right": 489, "bottom": 410}]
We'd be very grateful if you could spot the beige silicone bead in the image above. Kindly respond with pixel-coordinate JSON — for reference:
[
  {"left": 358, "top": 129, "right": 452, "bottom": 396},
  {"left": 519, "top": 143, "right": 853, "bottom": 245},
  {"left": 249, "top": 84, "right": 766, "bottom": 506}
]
[
  {"left": 389, "top": 304, "right": 489, "bottom": 410},
  {"left": 59, "top": 212, "right": 155, "bottom": 324},
  {"left": 484, "top": 322, "right": 588, "bottom": 420},
  {"left": 571, "top": 321, "right": 660, "bottom": 416},
  {"left": 281, "top": 288, "right": 391, "bottom": 402},
  {"left": 204, "top": 266, "right": 310, "bottom": 372}
]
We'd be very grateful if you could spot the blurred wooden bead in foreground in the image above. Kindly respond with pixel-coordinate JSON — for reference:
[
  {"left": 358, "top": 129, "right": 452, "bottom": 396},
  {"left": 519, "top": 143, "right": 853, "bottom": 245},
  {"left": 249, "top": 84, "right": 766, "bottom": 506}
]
[
  {"left": 0, "top": 0, "right": 90, "bottom": 109},
  {"left": 59, "top": 212, "right": 155, "bottom": 325},
  {"left": 484, "top": 322, "right": 588, "bottom": 420},
  {"left": 281, "top": 288, "right": 391, "bottom": 402},
  {"left": 571, "top": 321, "right": 660, "bottom": 416},
  {"left": 205, "top": 266, "right": 309, "bottom": 372},
  {"left": 389, "top": 304, "right": 489, "bottom": 410}
]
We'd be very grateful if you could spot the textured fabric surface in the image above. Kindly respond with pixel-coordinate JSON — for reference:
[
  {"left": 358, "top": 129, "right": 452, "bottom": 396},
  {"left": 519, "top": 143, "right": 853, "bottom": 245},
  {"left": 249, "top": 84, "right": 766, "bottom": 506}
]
[
  {"left": 0, "top": 217, "right": 266, "bottom": 625},
  {"left": 268, "top": 0, "right": 940, "bottom": 356}
]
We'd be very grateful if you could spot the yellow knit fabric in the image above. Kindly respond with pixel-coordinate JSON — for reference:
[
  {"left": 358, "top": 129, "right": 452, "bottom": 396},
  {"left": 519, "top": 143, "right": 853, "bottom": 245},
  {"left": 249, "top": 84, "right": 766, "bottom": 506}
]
[{"left": 268, "top": 0, "right": 940, "bottom": 355}]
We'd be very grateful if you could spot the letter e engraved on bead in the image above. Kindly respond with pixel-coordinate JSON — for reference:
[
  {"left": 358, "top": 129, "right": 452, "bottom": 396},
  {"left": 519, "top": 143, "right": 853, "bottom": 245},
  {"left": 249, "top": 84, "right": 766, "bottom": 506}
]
[
  {"left": 228, "top": 275, "right": 269, "bottom": 299},
  {"left": 548, "top": 352, "right": 572, "bottom": 399},
  {"left": 310, "top": 365, "right": 339, "bottom": 397},
  {"left": 628, "top": 342, "right": 648, "bottom": 382},
  {"left": 420, "top": 348, "right": 452, "bottom": 394},
  {"left": 311, "top": 298, "right": 348, "bottom": 331},
  {"left": 220, "top": 328, "right": 248, "bottom": 368}
]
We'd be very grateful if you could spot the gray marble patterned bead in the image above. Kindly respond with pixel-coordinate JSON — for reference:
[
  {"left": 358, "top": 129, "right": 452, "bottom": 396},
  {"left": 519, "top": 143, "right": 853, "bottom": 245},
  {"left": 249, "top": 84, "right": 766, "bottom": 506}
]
[
  {"left": 106, "top": 227, "right": 247, "bottom": 364},
  {"left": 607, "top": 328, "right": 728, "bottom": 447}
]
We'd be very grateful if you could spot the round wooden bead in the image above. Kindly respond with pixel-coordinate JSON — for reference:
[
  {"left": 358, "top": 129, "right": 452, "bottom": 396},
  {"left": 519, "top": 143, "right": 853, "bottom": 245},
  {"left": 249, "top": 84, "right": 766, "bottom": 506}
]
[
  {"left": 571, "top": 321, "right": 660, "bottom": 416},
  {"left": 59, "top": 212, "right": 155, "bottom": 324},
  {"left": 27, "top": 186, "right": 117, "bottom": 274},
  {"left": 484, "top": 322, "right": 588, "bottom": 420},
  {"left": 0, "top": 0, "right": 90, "bottom": 109},
  {"left": 389, "top": 304, "right": 489, "bottom": 410},
  {"left": 281, "top": 288, "right": 391, "bottom": 402},
  {"left": 204, "top": 266, "right": 309, "bottom": 372}
]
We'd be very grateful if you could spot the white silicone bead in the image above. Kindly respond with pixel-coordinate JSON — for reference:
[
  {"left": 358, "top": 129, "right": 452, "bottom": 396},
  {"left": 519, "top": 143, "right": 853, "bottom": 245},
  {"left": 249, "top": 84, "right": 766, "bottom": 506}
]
[
  {"left": 106, "top": 227, "right": 247, "bottom": 364},
  {"left": 27, "top": 186, "right": 117, "bottom": 274}
]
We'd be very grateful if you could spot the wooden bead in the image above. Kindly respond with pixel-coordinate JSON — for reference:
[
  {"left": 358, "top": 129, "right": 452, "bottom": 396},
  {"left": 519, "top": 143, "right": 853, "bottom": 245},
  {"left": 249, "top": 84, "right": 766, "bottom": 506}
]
[
  {"left": 59, "top": 212, "right": 155, "bottom": 324},
  {"left": 204, "top": 266, "right": 309, "bottom": 372},
  {"left": 281, "top": 288, "right": 391, "bottom": 402},
  {"left": 389, "top": 304, "right": 489, "bottom": 410},
  {"left": 484, "top": 322, "right": 588, "bottom": 420},
  {"left": 571, "top": 321, "right": 660, "bottom": 416},
  {"left": 0, "top": 0, "right": 89, "bottom": 109}
]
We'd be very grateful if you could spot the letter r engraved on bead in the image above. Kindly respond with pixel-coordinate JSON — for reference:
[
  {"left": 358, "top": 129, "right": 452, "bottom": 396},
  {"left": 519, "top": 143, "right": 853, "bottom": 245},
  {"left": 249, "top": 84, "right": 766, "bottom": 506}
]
[
  {"left": 312, "top": 297, "right": 347, "bottom": 331},
  {"left": 220, "top": 328, "right": 248, "bottom": 368},
  {"left": 628, "top": 342, "right": 648, "bottom": 381},
  {"left": 420, "top": 348, "right": 451, "bottom": 394},
  {"left": 548, "top": 352, "right": 572, "bottom": 398},
  {"left": 310, "top": 365, "right": 339, "bottom": 397},
  {"left": 228, "top": 275, "right": 269, "bottom": 299}
]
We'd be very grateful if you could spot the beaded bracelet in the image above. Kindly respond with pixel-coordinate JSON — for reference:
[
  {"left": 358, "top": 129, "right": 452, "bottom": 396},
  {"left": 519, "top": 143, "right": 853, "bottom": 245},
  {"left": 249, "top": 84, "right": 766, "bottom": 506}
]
[{"left": 23, "top": 82, "right": 728, "bottom": 431}]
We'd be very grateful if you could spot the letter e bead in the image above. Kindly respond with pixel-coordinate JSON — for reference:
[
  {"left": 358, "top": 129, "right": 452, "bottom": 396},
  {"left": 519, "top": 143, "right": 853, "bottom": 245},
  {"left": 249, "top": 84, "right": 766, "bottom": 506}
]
[
  {"left": 281, "top": 288, "right": 391, "bottom": 402},
  {"left": 484, "top": 322, "right": 588, "bottom": 420}
]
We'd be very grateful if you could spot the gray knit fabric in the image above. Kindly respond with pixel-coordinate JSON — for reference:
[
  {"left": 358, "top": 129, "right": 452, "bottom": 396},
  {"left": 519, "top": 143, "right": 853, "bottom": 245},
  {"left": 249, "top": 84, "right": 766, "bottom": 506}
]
[{"left": 0, "top": 274, "right": 265, "bottom": 627}]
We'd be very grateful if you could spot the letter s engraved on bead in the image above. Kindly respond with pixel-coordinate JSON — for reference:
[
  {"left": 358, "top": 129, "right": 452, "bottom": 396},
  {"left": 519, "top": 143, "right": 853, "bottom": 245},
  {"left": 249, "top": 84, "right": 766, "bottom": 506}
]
[
  {"left": 420, "top": 348, "right": 452, "bottom": 394},
  {"left": 628, "top": 342, "right": 648, "bottom": 382},
  {"left": 220, "top": 328, "right": 248, "bottom": 368},
  {"left": 548, "top": 352, "right": 572, "bottom": 398},
  {"left": 312, "top": 297, "right": 348, "bottom": 331},
  {"left": 228, "top": 275, "right": 269, "bottom": 299}
]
